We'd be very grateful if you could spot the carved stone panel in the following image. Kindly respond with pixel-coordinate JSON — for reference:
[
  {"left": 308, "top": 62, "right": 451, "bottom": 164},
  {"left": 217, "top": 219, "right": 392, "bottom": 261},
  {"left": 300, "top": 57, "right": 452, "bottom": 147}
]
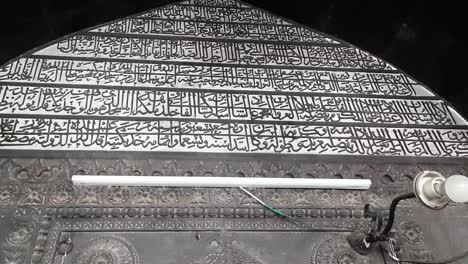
[
  {"left": 1, "top": 0, "right": 468, "bottom": 263},
  {"left": 56, "top": 231, "right": 384, "bottom": 264},
  {"left": 33, "top": 216, "right": 378, "bottom": 264}
]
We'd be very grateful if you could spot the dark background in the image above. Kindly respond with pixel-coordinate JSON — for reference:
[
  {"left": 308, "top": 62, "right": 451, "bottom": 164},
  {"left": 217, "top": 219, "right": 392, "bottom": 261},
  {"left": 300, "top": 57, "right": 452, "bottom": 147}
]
[{"left": 0, "top": 0, "right": 466, "bottom": 116}]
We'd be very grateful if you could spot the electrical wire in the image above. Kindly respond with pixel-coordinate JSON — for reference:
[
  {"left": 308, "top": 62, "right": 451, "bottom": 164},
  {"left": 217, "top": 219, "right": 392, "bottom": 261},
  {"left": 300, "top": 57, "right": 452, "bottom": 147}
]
[
  {"left": 239, "top": 187, "right": 307, "bottom": 226},
  {"left": 238, "top": 187, "right": 355, "bottom": 232},
  {"left": 398, "top": 250, "right": 468, "bottom": 264},
  {"left": 385, "top": 238, "right": 468, "bottom": 264},
  {"left": 241, "top": 187, "right": 468, "bottom": 264}
]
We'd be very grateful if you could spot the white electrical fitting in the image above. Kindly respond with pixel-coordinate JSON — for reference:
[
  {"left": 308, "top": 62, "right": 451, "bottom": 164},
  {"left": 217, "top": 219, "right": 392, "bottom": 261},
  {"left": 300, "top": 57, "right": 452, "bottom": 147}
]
[{"left": 72, "top": 175, "right": 371, "bottom": 190}]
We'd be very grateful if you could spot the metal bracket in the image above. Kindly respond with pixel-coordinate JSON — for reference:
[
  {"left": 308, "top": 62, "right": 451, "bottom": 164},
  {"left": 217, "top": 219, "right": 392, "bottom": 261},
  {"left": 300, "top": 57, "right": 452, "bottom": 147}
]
[{"left": 347, "top": 193, "right": 415, "bottom": 255}]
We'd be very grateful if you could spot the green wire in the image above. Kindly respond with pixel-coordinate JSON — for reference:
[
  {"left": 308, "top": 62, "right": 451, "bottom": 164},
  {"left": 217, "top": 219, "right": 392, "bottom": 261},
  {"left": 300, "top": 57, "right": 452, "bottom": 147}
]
[
  {"left": 238, "top": 187, "right": 358, "bottom": 232},
  {"left": 263, "top": 204, "right": 287, "bottom": 217},
  {"left": 239, "top": 187, "right": 305, "bottom": 225}
]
